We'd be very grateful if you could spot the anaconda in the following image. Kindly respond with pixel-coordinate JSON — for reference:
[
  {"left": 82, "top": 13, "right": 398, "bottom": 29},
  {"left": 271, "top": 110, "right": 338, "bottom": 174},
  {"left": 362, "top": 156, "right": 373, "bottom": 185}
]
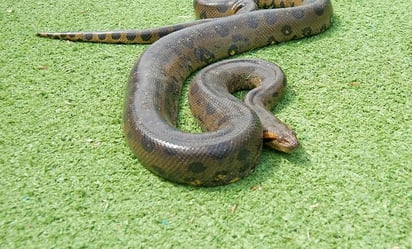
[{"left": 37, "top": 0, "right": 334, "bottom": 186}]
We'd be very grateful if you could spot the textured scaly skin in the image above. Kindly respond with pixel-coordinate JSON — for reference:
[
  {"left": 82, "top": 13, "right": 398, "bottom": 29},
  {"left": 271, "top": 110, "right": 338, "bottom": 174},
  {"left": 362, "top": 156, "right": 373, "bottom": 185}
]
[{"left": 38, "top": 0, "right": 333, "bottom": 186}]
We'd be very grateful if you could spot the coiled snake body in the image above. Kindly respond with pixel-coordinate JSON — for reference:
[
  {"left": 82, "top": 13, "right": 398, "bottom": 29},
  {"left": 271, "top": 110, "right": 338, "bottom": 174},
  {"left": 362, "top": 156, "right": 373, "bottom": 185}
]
[{"left": 38, "top": 0, "right": 333, "bottom": 186}]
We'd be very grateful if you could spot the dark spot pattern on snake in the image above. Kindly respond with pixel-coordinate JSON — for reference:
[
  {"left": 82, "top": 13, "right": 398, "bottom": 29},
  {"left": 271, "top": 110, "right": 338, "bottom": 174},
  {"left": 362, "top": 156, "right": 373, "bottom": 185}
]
[
  {"left": 141, "top": 32, "right": 152, "bottom": 41},
  {"left": 264, "top": 12, "right": 278, "bottom": 25},
  {"left": 267, "top": 36, "right": 279, "bottom": 45},
  {"left": 111, "top": 33, "right": 121, "bottom": 40},
  {"left": 272, "top": 91, "right": 280, "bottom": 99},
  {"left": 292, "top": 9, "right": 305, "bottom": 19},
  {"left": 246, "top": 15, "right": 260, "bottom": 29},
  {"left": 194, "top": 47, "right": 215, "bottom": 63},
  {"left": 206, "top": 102, "right": 216, "bottom": 115},
  {"left": 189, "top": 162, "right": 207, "bottom": 173},
  {"left": 98, "top": 33, "right": 106, "bottom": 40},
  {"left": 228, "top": 44, "right": 239, "bottom": 55},
  {"left": 36, "top": 0, "right": 333, "bottom": 186},
  {"left": 126, "top": 32, "right": 137, "bottom": 41},
  {"left": 84, "top": 33, "right": 93, "bottom": 40},
  {"left": 281, "top": 25, "right": 292, "bottom": 36},
  {"left": 314, "top": 4, "right": 325, "bottom": 16},
  {"left": 141, "top": 135, "right": 154, "bottom": 153},
  {"left": 232, "top": 34, "right": 249, "bottom": 43},
  {"left": 302, "top": 27, "right": 312, "bottom": 36},
  {"left": 208, "top": 141, "right": 232, "bottom": 160},
  {"left": 215, "top": 24, "right": 230, "bottom": 37}
]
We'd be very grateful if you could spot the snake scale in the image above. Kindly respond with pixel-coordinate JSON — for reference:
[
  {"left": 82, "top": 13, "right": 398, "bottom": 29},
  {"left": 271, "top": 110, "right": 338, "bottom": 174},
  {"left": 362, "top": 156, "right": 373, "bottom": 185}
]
[{"left": 37, "top": 0, "right": 333, "bottom": 186}]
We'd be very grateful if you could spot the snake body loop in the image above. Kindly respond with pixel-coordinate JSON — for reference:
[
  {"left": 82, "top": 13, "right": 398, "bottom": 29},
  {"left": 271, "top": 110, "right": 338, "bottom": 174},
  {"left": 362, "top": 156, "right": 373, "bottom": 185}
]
[{"left": 38, "top": 0, "right": 333, "bottom": 186}]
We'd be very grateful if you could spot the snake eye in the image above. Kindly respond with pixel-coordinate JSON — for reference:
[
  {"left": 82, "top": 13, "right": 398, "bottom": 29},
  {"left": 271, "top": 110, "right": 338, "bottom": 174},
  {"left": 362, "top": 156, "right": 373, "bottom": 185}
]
[{"left": 235, "top": 4, "right": 244, "bottom": 12}]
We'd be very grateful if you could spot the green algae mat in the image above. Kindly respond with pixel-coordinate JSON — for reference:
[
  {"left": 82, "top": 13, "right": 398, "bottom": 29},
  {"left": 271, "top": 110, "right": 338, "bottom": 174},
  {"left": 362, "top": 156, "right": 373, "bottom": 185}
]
[{"left": 1, "top": 0, "right": 411, "bottom": 247}]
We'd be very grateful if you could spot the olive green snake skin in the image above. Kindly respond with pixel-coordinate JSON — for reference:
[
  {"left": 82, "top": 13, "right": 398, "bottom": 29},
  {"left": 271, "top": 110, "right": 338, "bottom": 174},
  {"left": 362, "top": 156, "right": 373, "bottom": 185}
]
[{"left": 37, "top": 0, "right": 334, "bottom": 186}]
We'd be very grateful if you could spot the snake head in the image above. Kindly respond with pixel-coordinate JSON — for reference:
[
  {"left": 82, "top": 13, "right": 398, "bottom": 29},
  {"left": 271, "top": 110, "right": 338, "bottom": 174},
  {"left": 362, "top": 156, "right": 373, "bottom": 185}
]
[{"left": 263, "top": 129, "right": 299, "bottom": 153}]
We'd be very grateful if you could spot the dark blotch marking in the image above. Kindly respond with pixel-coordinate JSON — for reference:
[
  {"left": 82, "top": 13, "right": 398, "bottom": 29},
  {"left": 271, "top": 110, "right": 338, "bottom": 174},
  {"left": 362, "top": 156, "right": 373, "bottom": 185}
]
[
  {"left": 246, "top": 15, "right": 259, "bottom": 29},
  {"left": 111, "top": 33, "right": 121, "bottom": 40},
  {"left": 166, "top": 80, "right": 180, "bottom": 97},
  {"left": 261, "top": 1, "right": 275, "bottom": 8},
  {"left": 214, "top": 24, "right": 230, "bottom": 37},
  {"left": 291, "top": 9, "right": 305, "bottom": 19},
  {"left": 98, "top": 33, "right": 106, "bottom": 40},
  {"left": 209, "top": 141, "right": 232, "bottom": 160},
  {"left": 302, "top": 27, "right": 312, "bottom": 37},
  {"left": 126, "top": 32, "right": 137, "bottom": 41},
  {"left": 232, "top": 34, "right": 248, "bottom": 43},
  {"left": 140, "top": 32, "right": 152, "bottom": 41},
  {"left": 194, "top": 47, "right": 215, "bottom": 63},
  {"left": 141, "top": 135, "right": 154, "bottom": 153},
  {"left": 272, "top": 91, "right": 280, "bottom": 98},
  {"left": 228, "top": 44, "right": 239, "bottom": 55},
  {"left": 189, "top": 162, "right": 207, "bottom": 173},
  {"left": 84, "top": 33, "right": 93, "bottom": 40},
  {"left": 206, "top": 102, "right": 216, "bottom": 115},
  {"left": 281, "top": 25, "right": 292, "bottom": 36},
  {"left": 267, "top": 36, "right": 279, "bottom": 45},
  {"left": 264, "top": 12, "right": 277, "bottom": 25},
  {"left": 69, "top": 34, "right": 76, "bottom": 38},
  {"left": 194, "top": 96, "right": 203, "bottom": 106},
  {"left": 158, "top": 28, "right": 171, "bottom": 38},
  {"left": 320, "top": 24, "right": 328, "bottom": 33},
  {"left": 314, "top": 4, "right": 325, "bottom": 16}
]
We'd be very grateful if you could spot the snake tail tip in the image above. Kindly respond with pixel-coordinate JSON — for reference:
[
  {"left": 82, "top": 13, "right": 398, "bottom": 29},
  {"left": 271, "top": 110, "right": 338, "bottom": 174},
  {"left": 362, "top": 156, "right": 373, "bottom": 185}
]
[{"left": 36, "top": 32, "right": 48, "bottom": 37}]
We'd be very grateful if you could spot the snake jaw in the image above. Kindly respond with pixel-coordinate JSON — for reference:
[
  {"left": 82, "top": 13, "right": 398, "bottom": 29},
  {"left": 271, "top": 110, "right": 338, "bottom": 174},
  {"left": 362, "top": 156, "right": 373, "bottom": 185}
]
[{"left": 263, "top": 130, "right": 299, "bottom": 153}]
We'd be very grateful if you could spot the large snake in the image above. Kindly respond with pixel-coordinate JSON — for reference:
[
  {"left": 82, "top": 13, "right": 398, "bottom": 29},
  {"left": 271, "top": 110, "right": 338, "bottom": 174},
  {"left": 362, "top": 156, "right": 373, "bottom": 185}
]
[{"left": 37, "top": 0, "right": 333, "bottom": 186}]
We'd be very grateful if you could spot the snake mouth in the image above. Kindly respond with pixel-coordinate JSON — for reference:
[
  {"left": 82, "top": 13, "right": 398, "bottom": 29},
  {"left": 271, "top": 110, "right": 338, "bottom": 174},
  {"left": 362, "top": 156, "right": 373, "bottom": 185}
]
[{"left": 263, "top": 131, "right": 299, "bottom": 153}]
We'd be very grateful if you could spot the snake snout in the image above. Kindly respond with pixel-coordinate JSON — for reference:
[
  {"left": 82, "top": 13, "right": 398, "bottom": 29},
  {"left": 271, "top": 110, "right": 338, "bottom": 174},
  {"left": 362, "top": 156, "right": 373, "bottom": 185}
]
[{"left": 263, "top": 130, "right": 299, "bottom": 153}]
